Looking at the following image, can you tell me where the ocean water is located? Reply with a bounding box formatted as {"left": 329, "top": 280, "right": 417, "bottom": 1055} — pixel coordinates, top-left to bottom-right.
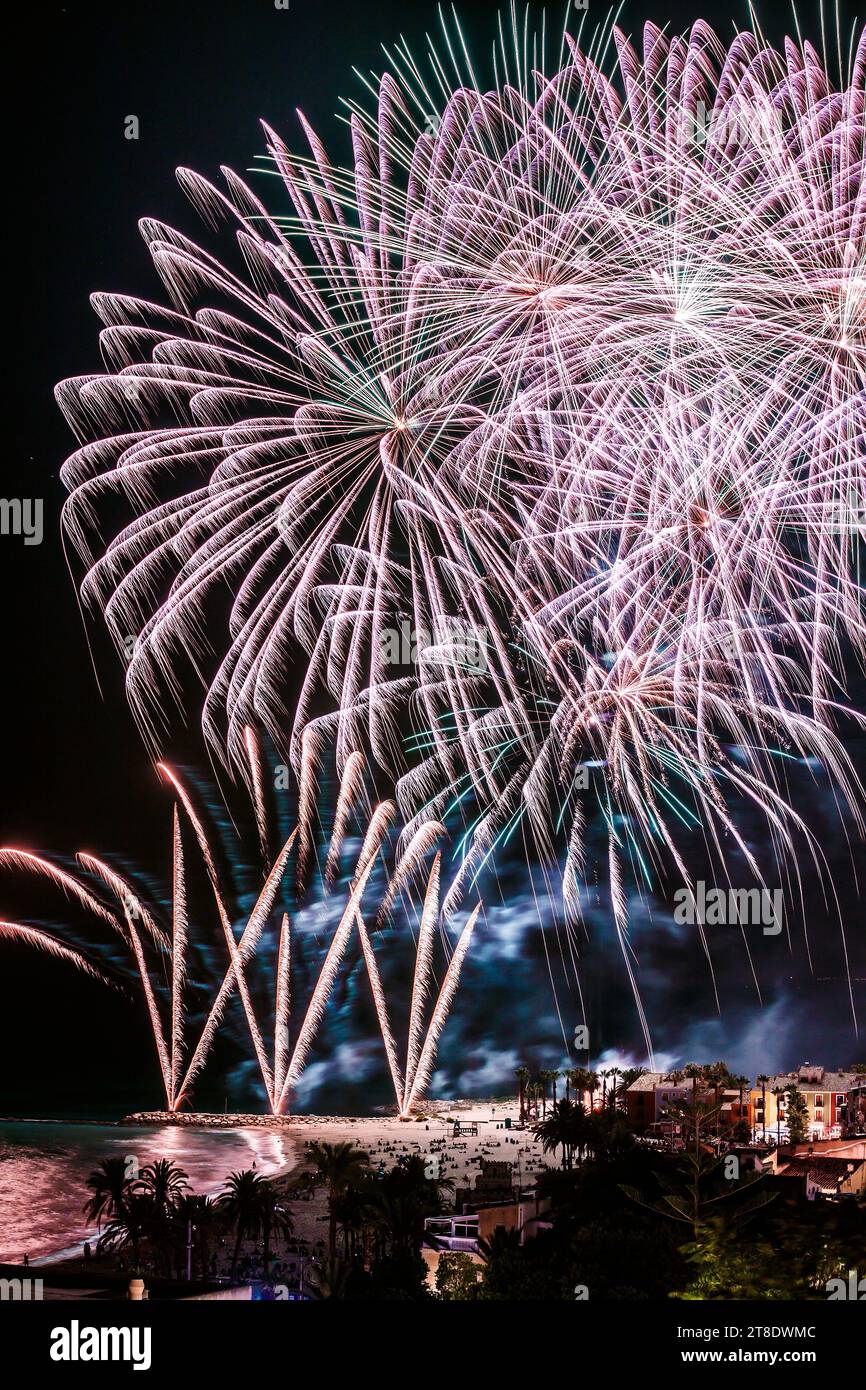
{"left": 0, "top": 1121, "right": 297, "bottom": 1263}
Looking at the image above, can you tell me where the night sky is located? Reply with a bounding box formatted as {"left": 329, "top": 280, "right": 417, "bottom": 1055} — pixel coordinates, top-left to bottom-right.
{"left": 3, "top": 0, "right": 863, "bottom": 1118}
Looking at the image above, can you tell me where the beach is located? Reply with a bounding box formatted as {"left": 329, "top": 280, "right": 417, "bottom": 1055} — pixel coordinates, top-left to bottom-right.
{"left": 0, "top": 1100, "right": 557, "bottom": 1274}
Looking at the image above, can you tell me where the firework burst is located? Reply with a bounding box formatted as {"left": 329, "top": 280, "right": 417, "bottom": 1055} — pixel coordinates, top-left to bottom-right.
{"left": 56, "top": 8, "right": 865, "bottom": 1051}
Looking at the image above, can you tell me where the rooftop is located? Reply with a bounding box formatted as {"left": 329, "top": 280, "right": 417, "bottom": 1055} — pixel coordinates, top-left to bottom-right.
{"left": 779, "top": 1156, "right": 864, "bottom": 1190}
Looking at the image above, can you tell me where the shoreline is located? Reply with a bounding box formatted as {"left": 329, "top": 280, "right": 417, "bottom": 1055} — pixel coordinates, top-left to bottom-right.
{"left": 1, "top": 1097, "right": 515, "bottom": 1129}
{"left": 3, "top": 1100, "right": 551, "bottom": 1269}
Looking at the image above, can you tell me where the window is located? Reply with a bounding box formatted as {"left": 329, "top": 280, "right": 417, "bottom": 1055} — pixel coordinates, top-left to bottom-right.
{"left": 815, "top": 1095, "right": 824, "bottom": 1107}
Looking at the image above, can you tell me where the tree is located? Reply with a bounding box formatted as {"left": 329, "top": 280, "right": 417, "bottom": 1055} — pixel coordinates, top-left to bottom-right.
{"left": 683, "top": 1062, "right": 705, "bottom": 1100}
{"left": 97, "top": 1191, "right": 151, "bottom": 1270}
{"left": 307, "top": 1255, "right": 351, "bottom": 1300}
{"left": 174, "top": 1193, "right": 222, "bottom": 1280}
{"left": 731, "top": 1074, "right": 751, "bottom": 1133}
{"left": 534, "top": 1099, "right": 589, "bottom": 1170}
{"left": 435, "top": 1251, "right": 479, "bottom": 1299}
{"left": 784, "top": 1086, "right": 809, "bottom": 1145}
{"left": 84, "top": 1157, "right": 131, "bottom": 1228}
{"left": 515, "top": 1067, "right": 530, "bottom": 1124}
{"left": 675, "top": 1220, "right": 798, "bottom": 1299}
{"left": 607, "top": 1066, "right": 621, "bottom": 1111}
{"left": 219, "top": 1169, "right": 264, "bottom": 1278}
{"left": 538, "top": 1070, "right": 554, "bottom": 1117}
{"left": 756, "top": 1074, "right": 771, "bottom": 1139}
{"left": 772, "top": 1086, "right": 787, "bottom": 1146}
{"left": 257, "top": 1181, "right": 293, "bottom": 1278}
{"left": 705, "top": 1062, "right": 733, "bottom": 1134}
{"left": 305, "top": 1142, "right": 370, "bottom": 1259}
{"left": 623, "top": 1095, "right": 775, "bottom": 1238}
{"left": 137, "top": 1159, "right": 189, "bottom": 1211}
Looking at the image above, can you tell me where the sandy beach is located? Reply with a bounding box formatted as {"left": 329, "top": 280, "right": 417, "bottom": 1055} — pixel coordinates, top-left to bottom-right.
{"left": 262, "top": 1099, "right": 556, "bottom": 1252}
{"left": 2, "top": 1100, "right": 557, "bottom": 1280}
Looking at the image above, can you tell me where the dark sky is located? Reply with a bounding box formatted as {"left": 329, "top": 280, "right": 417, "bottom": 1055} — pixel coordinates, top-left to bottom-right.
{"left": 3, "top": 0, "right": 863, "bottom": 1117}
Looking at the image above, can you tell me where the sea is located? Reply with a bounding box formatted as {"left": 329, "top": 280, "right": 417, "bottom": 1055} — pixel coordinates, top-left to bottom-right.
{"left": 0, "top": 1120, "right": 297, "bottom": 1263}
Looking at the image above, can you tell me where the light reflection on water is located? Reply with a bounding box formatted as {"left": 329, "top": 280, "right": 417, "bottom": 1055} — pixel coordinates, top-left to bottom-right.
{"left": 0, "top": 1122, "right": 298, "bottom": 1263}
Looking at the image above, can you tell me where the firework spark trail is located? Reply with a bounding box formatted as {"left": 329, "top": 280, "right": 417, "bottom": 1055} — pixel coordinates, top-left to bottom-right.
{"left": 404, "top": 903, "right": 480, "bottom": 1112}
{"left": 243, "top": 725, "right": 270, "bottom": 868}
{"left": 296, "top": 727, "right": 320, "bottom": 894}
{"left": 377, "top": 819, "right": 445, "bottom": 924}
{"left": 175, "top": 823, "right": 298, "bottom": 1104}
{"left": 276, "top": 800, "right": 395, "bottom": 1112}
{"left": 157, "top": 761, "right": 276, "bottom": 1106}
{"left": 325, "top": 748, "right": 366, "bottom": 885}
{"left": 273, "top": 911, "right": 291, "bottom": 1100}
{"left": 0, "top": 921, "right": 115, "bottom": 987}
{"left": 170, "top": 806, "right": 188, "bottom": 1108}
{"left": 75, "top": 853, "right": 169, "bottom": 954}
{"left": 354, "top": 907, "right": 404, "bottom": 1108}
{"left": 55, "top": 10, "right": 866, "bottom": 1045}
{"left": 0, "top": 845, "right": 190, "bottom": 1105}
{"left": 119, "top": 897, "right": 173, "bottom": 1104}
{"left": 0, "top": 849, "right": 129, "bottom": 941}
{"left": 401, "top": 854, "right": 441, "bottom": 1112}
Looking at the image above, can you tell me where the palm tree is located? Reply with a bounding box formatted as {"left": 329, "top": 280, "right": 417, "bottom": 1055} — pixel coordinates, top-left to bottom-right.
{"left": 732, "top": 1074, "right": 750, "bottom": 1128}
{"left": 477, "top": 1226, "right": 521, "bottom": 1263}
{"left": 621, "top": 1066, "right": 647, "bottom": 1090}
{"left": 515, "top": 1067, "right": 530, "bottom": 1124}
{"left": 772, "top": 1086, "right": 786, "bottom": 1146}
{"left": 550, "top": 1070, "right": 561, "bottom": 1106}
{"left": 683, "top": 1062, "right": 705, "bottom": 1101}
{"left": 608, "top": 1066, "right": 621, "bottom": 1110}
{"left": 97, "top": 1191, "right": 151, "bottom": 1269}
{"left": 534, "top": 1098, "right": 589, "bottom": 1170}
{"left": 219, "top": 1169, "right": 264, "bottom": 1278}
{"left": 257, "top": 1181, "right": 293, "bottom": 1278}
{"left": 756, "top": 1074, "right": 770, "bottom": 1139}
{"left": 585, "top": 1069, "right": 600, "bottom": 1112}
{"left": 307, "top": 1255, "right": 351, "bottom": 1299}
{"left": 539, "top": 1070, "right": 555, "bottom": 1116}
{"left": 705, "top": 1061, "right": 732, "bottom": 1133}
{"left": 84, "top": 1156, "right": 131, "bottom": 1228}
{"left": 305, "top": 1142, "right": 370, "bottom": 1260}
{"left": 136, "top": 1159, "right": 189, "bottom": 1211}
{"left": 174, "top": 1193, "right": 222, "bottom": 1280}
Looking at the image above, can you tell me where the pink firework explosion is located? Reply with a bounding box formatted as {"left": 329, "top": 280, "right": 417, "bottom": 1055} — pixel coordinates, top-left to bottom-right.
{"left": 56, "top": 10, "right": 865, "bottom": 1048}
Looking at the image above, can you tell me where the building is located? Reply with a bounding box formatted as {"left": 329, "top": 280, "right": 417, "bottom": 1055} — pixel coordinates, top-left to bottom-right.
{"left": 751, "top": 1065, "right": 860, "bottom": 1141}
{"left": 423, "top": 1191, "right": 551, "bottom": 1254}
{"left": 453, "top": 1159, "right": 515, "bottom": 1214}
{"left": 625, "top": 1072, "right": 750, "bottom": 1136}
{"left": 625, "top": 1073, "right": 690, "bottom": 1133}
{"left": 848, "top": 1079, "right": 866, "bottom": 1132}
{"left": 421, "top": 1189, "right": 552, "bottom": 1291}
{"left": 772, "top": 1155, "right": 865, "bottom": 1200}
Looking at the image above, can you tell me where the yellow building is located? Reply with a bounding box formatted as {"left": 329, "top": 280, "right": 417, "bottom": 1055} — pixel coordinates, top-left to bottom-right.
{"left": 751, "top": 1065, "right": 858, "bottom": 1140}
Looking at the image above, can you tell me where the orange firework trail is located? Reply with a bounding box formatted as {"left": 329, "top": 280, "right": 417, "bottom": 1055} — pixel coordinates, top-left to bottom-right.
{"left": 1, "top": 735, "right": 480, "bottom": 1115}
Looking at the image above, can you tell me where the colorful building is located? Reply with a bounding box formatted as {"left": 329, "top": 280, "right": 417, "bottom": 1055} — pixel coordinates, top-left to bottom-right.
{"left": 751, "top": 1065, "right": 860, "bottom": 1141}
